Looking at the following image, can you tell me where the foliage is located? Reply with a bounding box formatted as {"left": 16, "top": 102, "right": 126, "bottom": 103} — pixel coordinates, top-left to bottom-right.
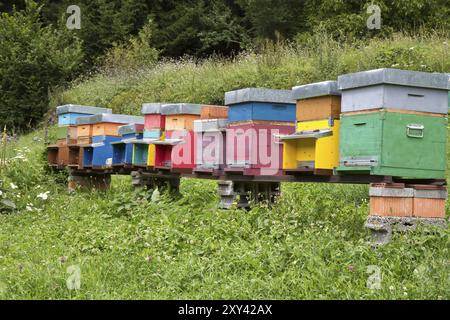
{"left": 56, "top": 33, "right": 449, "bottom": 114}
{"left": 0, "top": 1, "right": 83, "bottom": 132}
{"left": 99, "top": 18, "right": 160, "bottom": 74}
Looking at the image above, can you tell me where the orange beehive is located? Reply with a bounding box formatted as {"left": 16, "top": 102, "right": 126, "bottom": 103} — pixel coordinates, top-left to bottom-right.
{"left": 201, "top": 105, "right": 228, "bottom": 119}
{"left": 92, "top": 122, "right": 123, "bottom": 136}
{"left": 296, "top": 96, "right": 341, "bottom": 122}
{"left": 165, "top": 115, "right": 200, "bottom": 131}
{"left": 77, "top": 124, "right": 93, "bottom": 138}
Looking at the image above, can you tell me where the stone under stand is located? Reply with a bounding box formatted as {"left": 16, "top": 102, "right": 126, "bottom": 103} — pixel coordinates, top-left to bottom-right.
{"left": 366, "top": 183, "right": 448, "bottom": 245}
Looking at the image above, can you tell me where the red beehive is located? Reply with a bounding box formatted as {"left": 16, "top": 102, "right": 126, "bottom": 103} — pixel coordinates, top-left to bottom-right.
{"left": 142, "top": 103, "right": 166, "bottom": 130}
{"left": 225, "top": 121, "right": 295, "bottom": 176}
{"left": 154, "top": 130, "right": 197, "bottom": 172}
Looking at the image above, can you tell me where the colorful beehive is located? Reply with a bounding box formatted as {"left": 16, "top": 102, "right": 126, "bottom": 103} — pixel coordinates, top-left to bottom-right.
{"left": 336, "top": 69, "right": 449, "bottom": 179}
{"left": 111, "top": 124, "right": 144, "bottom": 166}
{"left": 194, "top": 119, "right": 228, "bottom": 171}
{"left": 338, "top": 68, "right": 449, "bottom": 114}
{"left": 293, "top": 80, "right": 341, "bottom": 121}
{"left": 128, "top": 103, "right": 167, "bottom": 168}
{"left": 201, "top": 105, "right": 228, "bottom": 119}
{"left": 336, "top": 110, "right": 447, "bottom": 179}
{"left": 163, "top": 103, "right": 202, "bottom": 131}
{"left": 225, "top": 122, "right": 295, "bottom": 176}
{"left": 142, "top": 103, "right": 166, "bottom": 131}
{"left": 150, "top": 104, "right": 202, "bottom": 171}
{"left": 282, "top": 81, "right": 342, "bottom": 174}
{"left": 281, "top": 119, "right": 340, "bottom": 174}
{"left": 49, "top": 105, "right": 111, "bottom": 167}
{"left": 56, "top": 105, "right": 111, "bottom": 127}
{"left": 225, "top": 88, "right": 296, "bottom": 123}
{"left": 77, "top": 114, "right": 144, "bottom": 168}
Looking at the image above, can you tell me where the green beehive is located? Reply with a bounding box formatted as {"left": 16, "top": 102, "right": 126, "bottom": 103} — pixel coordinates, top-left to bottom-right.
{"left": 336, "top": 110, "right": 447, "bottom": 179}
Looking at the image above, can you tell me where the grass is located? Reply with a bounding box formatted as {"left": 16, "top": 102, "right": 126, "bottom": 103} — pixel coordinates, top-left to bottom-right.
{"left": 0, "top": 127, "right": 448, "bottom": 300}
{"left": 0, "top": 33, "right": 449, "bottom": 299}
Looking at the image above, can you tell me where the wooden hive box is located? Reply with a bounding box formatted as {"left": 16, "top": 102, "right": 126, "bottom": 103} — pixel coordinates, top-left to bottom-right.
{"left": 111, "top": 124, "right": 144, "bottom": 166}
{"left": 225, "top": 88, "right": 296, "bottom": 123}
{"left": 142, "top": 103, "right": 166, "bottom": 130}
{"left": 153, "top": 130, "right": 196, "bottom": 171}
{"left": 225, "top": 121, "right": 295, "bottom": 176}
{"left": 336, "top": 109, "right": 447, "bottom": 179}
{"left": 162, "top": 103, "right": 202, "bottom": 132}
{"left": 293, "top": 80, "right": 342, "bottom": 121}
{"left": 193, "top": 119, "right": 228, "bottom": 171}
{"left": 338, "top": 68, "right": 449, "bottom": 114}
{"left": 57, "top": 105, "right": 111, "bottom": 126}
{"left": 281, "top": 118, "right": 340, "bottom": 174}
{"left": 76, "top": 113, "right": 144, "bottom": 137}
{"left": 200, "top": 105, "right": 228, "bottom": 119}
{"left": 132, "top": 129, "right": 164, "bottom": 167}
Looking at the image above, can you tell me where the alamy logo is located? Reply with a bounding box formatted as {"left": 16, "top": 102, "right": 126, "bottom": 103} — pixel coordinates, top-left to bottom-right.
{"left": 66, "top": 265, "right": 81, "bottom": 290}
{"left": 366, "top": 265, "right": 381, "bottom": 290}
{"left": 66, "top": 5, "right": 81, "bottom": 30}
{"left": 367, "top": 4, "right": 381, "bottom": 30}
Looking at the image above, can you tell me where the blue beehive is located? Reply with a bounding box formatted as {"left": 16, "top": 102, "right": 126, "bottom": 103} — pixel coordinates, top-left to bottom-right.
{"left": 81, "top": 136, "right": 122, "bottom": 168}
{"left": 56, "top": 105, "right": 112, "bottom": 126}
{"left": 112, "top": 124, "right": 144, "bottom": 166}
{"left": 225, "top": 88, "right": 296, "bottom": 123}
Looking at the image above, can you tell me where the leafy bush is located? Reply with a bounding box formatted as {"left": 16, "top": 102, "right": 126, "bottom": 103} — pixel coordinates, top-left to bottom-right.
{"left": 0, "top": 1, "right": 83, "bottom": 133}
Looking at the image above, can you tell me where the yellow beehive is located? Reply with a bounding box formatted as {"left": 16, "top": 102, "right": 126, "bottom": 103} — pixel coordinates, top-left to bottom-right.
{"left": 283, "top": 119, "right": 340, "bottom": 171}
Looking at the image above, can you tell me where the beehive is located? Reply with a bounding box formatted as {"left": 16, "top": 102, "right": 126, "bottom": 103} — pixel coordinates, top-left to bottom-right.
{"left": 81, "top": 136, "right": 122, "bottom": 168}
{"left": 142, "top": 103, "right": 166, "bottom": 130}
{"left": 292, "top": 81, "right": 341, "bottom": 121}
{"left": 338, "top": 68, "right": 449, "bottom": 114}
{"left": 281, "top": 119, "right": 340, "bottom": 173}
{"left": 200, "top": 105, "right": 228, "bottom": 119}
{"left": 111, "top": 124, "right": 144, "bottom": 166}
{"left": 56, "top": 105, "right": 111, "bottom": 126}
{"left": 225, "top": 88, "right": 296, "bottom": 123}
{"left": 132, "top": 129, "right": 165, "bottom": 167}
{"left": 154, "top": 130, "right": 195, "bottom": 170}
{"left": 76, "top": 114, "right": 144, "bottom": 137}
{"left": 336, "top": 109, "right": 447, "bottom": 179}
{"left": 194, "top": 119, "right": 228, "bottom": 170}
{"left": 225, "top": 122, "right": 295, "bottom": 176}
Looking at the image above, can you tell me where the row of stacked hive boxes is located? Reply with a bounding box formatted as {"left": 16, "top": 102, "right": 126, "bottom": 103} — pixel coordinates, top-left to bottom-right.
{"left": 48, "top": 105, "right": 144, "bottom": 170}
{"left": 76, "top": 114, "right": 144, "bottom": 169}
{"left": 48, "top": 105, "right": 113, "bottom": 168}
{"left": 281, "top": 68, "right": 449, "bottom": 179}
{"left": 128, "top": 103, "right": 229, "bottom": 172}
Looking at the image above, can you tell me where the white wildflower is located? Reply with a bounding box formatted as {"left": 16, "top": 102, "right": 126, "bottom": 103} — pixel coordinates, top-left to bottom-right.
{"left": 10, "top": 183, "right": 18, "bottom": 190}
{"left": 37, "top": 192, "right": 50, "bottom": 201}
{"left": 0, "top": 190, "right": 2, "bottom": 196}
{"left": 26, "top": 206, "right": 33, "bottom": 212}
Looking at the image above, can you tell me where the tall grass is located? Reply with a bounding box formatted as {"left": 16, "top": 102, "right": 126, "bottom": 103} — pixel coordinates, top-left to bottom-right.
{"left": 54, "top": 33, "right": 449, "bottom": 114}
